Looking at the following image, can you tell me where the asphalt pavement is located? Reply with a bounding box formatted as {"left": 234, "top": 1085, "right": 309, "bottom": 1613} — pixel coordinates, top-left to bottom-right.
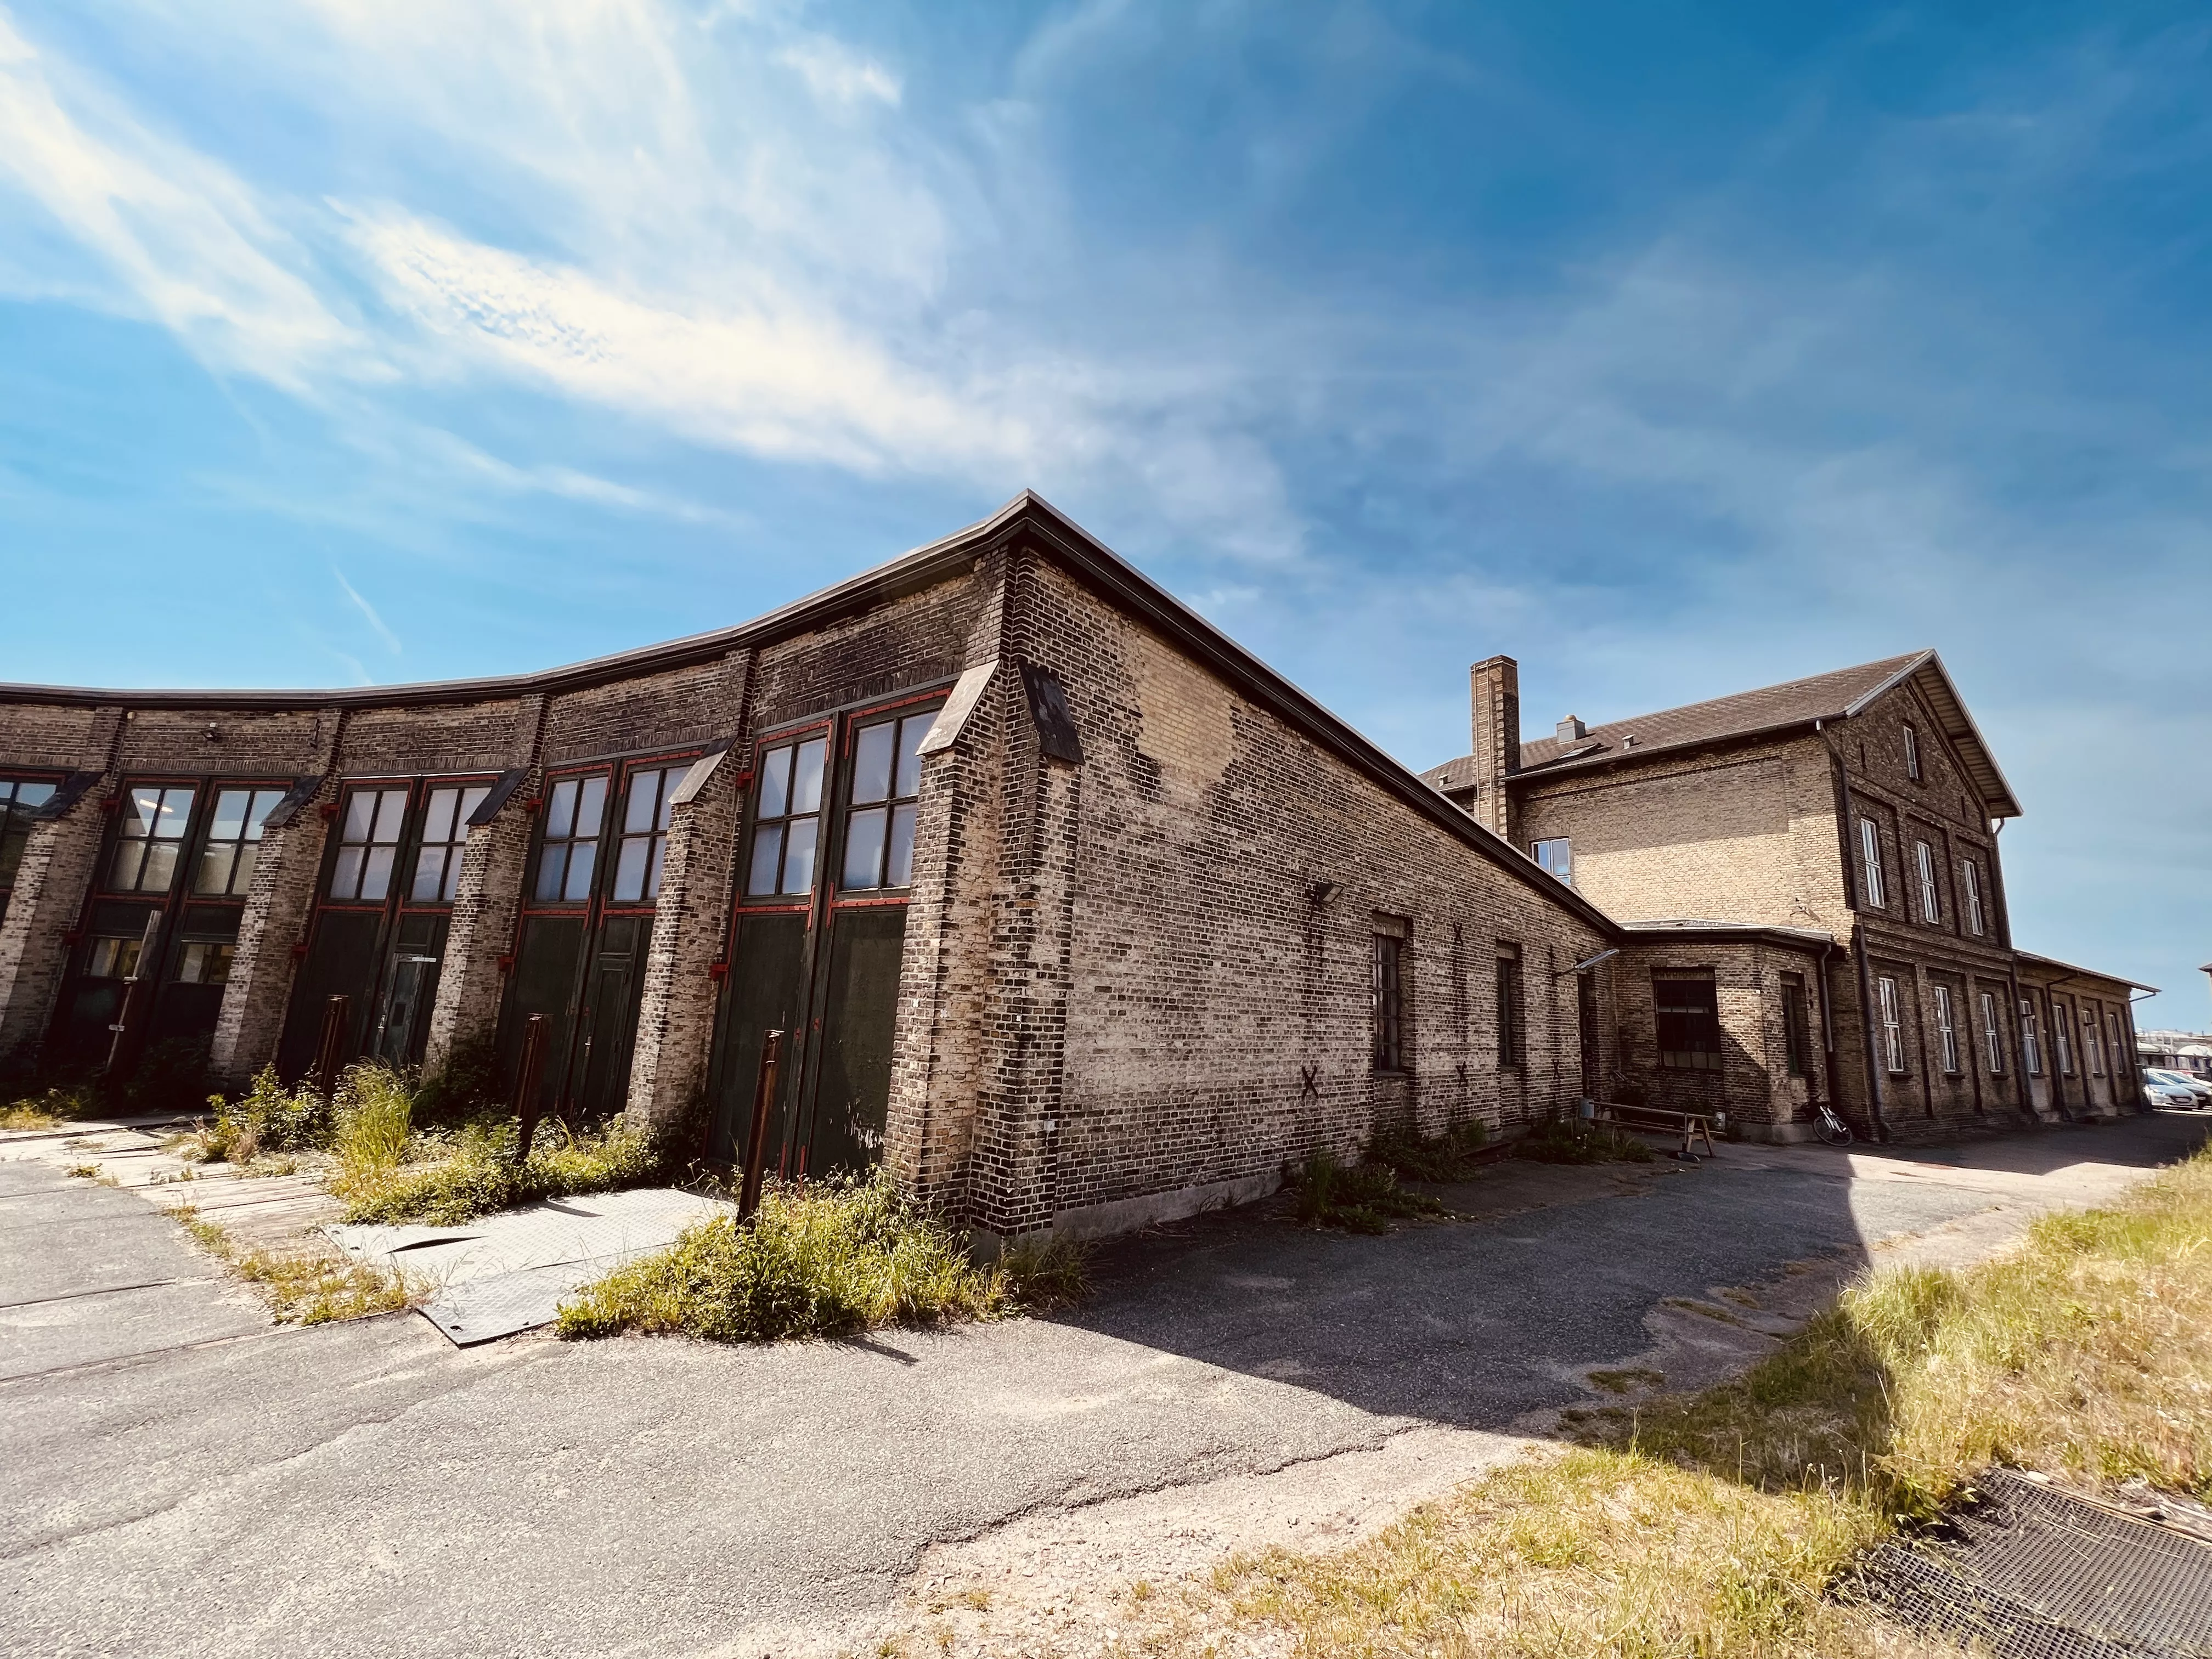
{"left": 3, "top": 1110, "right": 2203, "bottom": 1658}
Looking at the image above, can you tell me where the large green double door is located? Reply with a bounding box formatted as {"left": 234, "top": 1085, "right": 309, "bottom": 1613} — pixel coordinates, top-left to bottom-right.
{"left": 707, "top": 693, "right": 939, "bottom": 1181}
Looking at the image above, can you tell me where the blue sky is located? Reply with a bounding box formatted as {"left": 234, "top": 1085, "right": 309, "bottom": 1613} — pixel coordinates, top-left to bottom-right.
{"left": 2, "top": 1, "right": 2208, "bottom": 1022}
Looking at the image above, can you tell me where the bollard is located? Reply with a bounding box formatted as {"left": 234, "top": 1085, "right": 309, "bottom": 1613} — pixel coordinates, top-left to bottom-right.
{"left": 311, "top": 995, "right": 351, "bottom": 1104}
{"left": 512, "top": 1014, "right": 549, "bottom": 1163}
{"left": 738, "top": 1029, "right": 784, "bottom": 1222}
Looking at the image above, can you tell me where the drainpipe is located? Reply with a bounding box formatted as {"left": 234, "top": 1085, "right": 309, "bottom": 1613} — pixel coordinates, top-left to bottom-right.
{"left": 1816, "top": 943, "right": 1846, "bottom": 1130}
{"left": 1824, "top": 725, "right": 1888, "bottom": 1144}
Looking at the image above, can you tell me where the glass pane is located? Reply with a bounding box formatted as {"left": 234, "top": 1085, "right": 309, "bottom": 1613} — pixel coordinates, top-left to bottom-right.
{"left": 110, "top": 839, "right": 145, "bottom": 891}
{"left": 371, "top": 788, "right": 407, "bottom": 843}
{"left": 888, "top": 802, "right": 917, "bottom": 887}
{"left": 245, "top": 790, "right": 285, "bottom": 840}
{"left": 758, "top": 746, "right": 792, "bottom": 820}
{"left": 0, "top": 824, "right": 27, "bottom": 887}
{"left": 546, "top": 778, "right": 578, "bottom": 841}
{"left": 16, "top": 781, "right": 52, "bottom": 811}
{"left": 656, "top": 766, "right": 681, "bottom": 832}
{"left": 459, "top": 785, "right": 490, "bottom": 829}
{"left": 195, "top": 842, "right": 235, "bottom": 896}
{"left": 573, "top": 775, "right": 607, "bottom": 839}
{"left": 747, "top": 824, "right": 785, "bottom": 896}
{"left": 139, "top": 842, "right": 180, "bottom": 892}
{"left": 843, "top": 806, "right": 888, "bottom": 889}
{"left": 343, "top": 789, "right": 378, "bottom": 844}
{"left": 646, "top": 837, "right": 666, "bottom": 899}
{"left": 421, "top": 788, "right": 459, "bottom": 847}
{"left": 613, "top": 836, "right": 650, "bottom": 902}
{"left": 332, "top": 844, "right": 365, "bottom": 900}
{"left": 124, "top": 787, "right": 163, "bottom": 839}
{"left": 441, "top": 844, "right": 467, "bottom": 902}
{"left": 535, "top": 845, "right": 567, "bottom": 902}
{"left": 210, "top": 789, "right": 249, "bottom": 845}
{"left": 176, "top": 943, "right": 207, "bottom": 985}
{"left": 0, "top": 782, "right": 12, "bottom": 805}
{"left": 563, "top": 841, "right": 597, "bottom": 902}
{"left": 157, "top": 788, "right": 195, "bottom": 837}
{"left": 853, "top": 722, "right": 895, "bottom": 805}
{"left": 360, "top": 844, "right": 396, "bottom": 902}
{"left": 791, "top": 739, "right": 826, "bottom": 815}
{"left": 411, "top": 845, "right": 448, "bottom": 903}
{"left": 897, "top": 715, "right": 929, "bottom": 798}
{"left": 624, "top": 770, "right": 661, "bottom": 835}
{"left": 781, "top": 815, "right": 817, "bottom": 895}
{"left": 232, "top": 844, "right": 258, "bottom": 894}
{"left": 88, "top": 937, "right": 117, "bottom": 978}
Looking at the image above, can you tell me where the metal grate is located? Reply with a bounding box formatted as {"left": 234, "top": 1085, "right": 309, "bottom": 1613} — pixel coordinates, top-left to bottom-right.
{"left": 1860, "top": 1470, "right": 2212, "bottom": 1658}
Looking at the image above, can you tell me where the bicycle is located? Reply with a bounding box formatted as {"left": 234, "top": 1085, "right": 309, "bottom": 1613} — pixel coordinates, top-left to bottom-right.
{"left": 1812, "top": 1099, "right": 1853, "bottom": 1146}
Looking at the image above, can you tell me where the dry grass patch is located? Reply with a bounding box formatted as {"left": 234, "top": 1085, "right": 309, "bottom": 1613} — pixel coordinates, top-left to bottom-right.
{"left": 2, "top": 1084, "right": 99, "bottom": 1131}
{"left": 557, "top": 1170, "right": 1087, "bottom": 1344}
{"left": 1116, "top": 1143, "right": 2212, "bottom": 1659}
{"left": 174, "top": 1204, "right": 419, "bottom": 1325}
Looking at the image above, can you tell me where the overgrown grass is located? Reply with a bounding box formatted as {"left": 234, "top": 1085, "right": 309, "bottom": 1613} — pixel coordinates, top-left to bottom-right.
{"left": 1286, "top": 1148, "right": 1447, "bottom": 1233}
{"left": 1514, "top": 1116, "right": 1657, "bottom": 1165}
{"left": 1, "top": 1084, "right": 99, "bottom": 1131}
{"left": 173, "top": 1204, "right": 419, "bottom": 1325}
{"left": 331, "top": 1115, "right": 662, "bottom": 1225}
{"left": 1368, "top": 1119, "right": 1496, "bottom": 1183}
{"left": 1126, "top": 1142, "right": 2212, "bottom": 1658}
{"left": 556, "top": 1170, "right": 1088, "bottom": 1344}
{"left": 173, "top": 1066, "right": 330, "bottom": 1164}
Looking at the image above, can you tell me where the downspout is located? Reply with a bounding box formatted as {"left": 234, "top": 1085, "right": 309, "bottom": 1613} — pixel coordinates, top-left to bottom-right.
{"left": 1822, "top": 723, "right": 1888, "bottom": 1143}
{"left": 1816, "top": 941, "right": 1846, "bottom": 1128}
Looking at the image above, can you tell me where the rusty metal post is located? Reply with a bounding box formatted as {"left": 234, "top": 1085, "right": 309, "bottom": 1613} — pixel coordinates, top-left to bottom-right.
{"left": 311, "top": 995, "right": 351, "bottom": 1105}
{"left": 737, "top": 1029, "right": 783, "bottom": 1221}
{"left": 101, "top": 911, "right": 166, "bottom": 1079}
{"left": 512, "top": 1013, "right": 549, "bottom": 1163}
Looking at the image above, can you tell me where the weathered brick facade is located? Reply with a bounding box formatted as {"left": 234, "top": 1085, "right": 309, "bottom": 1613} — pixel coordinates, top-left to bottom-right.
{"left": 1423, "top": 650, "right": 2151, "bottom": 1142}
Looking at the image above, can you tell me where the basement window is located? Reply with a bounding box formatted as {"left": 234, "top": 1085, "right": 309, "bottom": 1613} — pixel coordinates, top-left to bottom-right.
{"left": 194, "top": 788, "right": 286, "bottom": 897}
{"left": 1529, "top": 838, "right": 1572, "bottom": 885}
{"left": 747, "top": 736, "right": 827, "bottom": 898}
{"left": 1656, "top": 972, "right": 1723, "bottom": 1072}
{"left": 108, "top": 785, "right": 196, "bottom": 894}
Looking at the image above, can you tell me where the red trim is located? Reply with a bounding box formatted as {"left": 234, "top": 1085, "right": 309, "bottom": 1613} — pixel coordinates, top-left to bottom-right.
{"left": 831, "top": 894, "right": 912, "bottom": 910}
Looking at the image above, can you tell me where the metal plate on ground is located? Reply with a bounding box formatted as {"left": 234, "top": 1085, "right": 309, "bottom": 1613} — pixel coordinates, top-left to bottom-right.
{"left": 325, "top": 1188, "right": 732, "bottom": 1347}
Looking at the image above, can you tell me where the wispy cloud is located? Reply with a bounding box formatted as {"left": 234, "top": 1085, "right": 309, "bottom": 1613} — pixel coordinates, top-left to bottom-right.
{"left": 331, "top": 566, "right": 400, "bottom": 654}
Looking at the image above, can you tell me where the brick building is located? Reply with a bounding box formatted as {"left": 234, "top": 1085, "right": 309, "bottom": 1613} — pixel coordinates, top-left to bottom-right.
{"left": 0, "top": 495, "right": 1635, "bottom": 1245}
{"left": 1421, "top": 652, "right": 2151, "bottom": 1140}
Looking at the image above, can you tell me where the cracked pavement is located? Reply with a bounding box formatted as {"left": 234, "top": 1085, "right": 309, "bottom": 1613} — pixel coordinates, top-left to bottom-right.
{"left": 3, "top": 1112, "right": 2204, "bottom": 1658}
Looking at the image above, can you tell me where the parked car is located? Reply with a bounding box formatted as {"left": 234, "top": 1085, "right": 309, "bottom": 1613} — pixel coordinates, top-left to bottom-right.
{"left": 2142, "top": 1073, "right": 2203, "bottom": 1110}
{"left": 2145, "top": 1068, "right": 2212, "bottom": 1109}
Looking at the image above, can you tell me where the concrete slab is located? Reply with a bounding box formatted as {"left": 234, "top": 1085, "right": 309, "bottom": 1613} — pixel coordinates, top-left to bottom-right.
{"left": 325, "top": 1187, "right": 735, "bottom": 1346}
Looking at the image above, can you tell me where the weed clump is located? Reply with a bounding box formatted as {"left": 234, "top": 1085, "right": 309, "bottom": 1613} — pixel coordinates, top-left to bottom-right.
{"left": 1514, "top": 1116, "right": 1656, "bottom": 1165}
{"left": 1368, "top": 1119, "right": 1496, "bottom": 1183}
{"left": 556, "top": 1169, "right": 1088, "bottom": 1343}
{"left": 1, "top": 1084, "right": 98, "bottom": 1131}
{"left": 176, "top": 1066, "right": 329, "bottom": 1165}
{"left": 173, "top": 1203, "right": 417, "bottom": 1325}
{"left": 1286, "top": 1148, "right": 1445, "bottom": 1233}
{"left": 332, "top": 1115, "right": 660, "bottom": 1226}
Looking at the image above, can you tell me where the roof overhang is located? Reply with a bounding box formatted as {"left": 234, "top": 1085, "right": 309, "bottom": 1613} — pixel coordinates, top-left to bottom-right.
{"left": 1617, "top": 919, "right": 1839, "bottom": 953}
{"left": 2013, "top": 950, "right": 2158, "bottom": 995}
{"left": 1843, "top": 650, "right": 2024, "bottom": 819}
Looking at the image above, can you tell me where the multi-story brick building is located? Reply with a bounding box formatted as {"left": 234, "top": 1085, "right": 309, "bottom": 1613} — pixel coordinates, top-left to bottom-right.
{"left": 1421, "top": 652, "right": 2151, "bottom": 1140}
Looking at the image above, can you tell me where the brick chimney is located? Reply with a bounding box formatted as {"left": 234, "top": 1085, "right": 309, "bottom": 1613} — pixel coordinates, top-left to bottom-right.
{"left": 1468, "top": 655, "right": 1520, "bottom": 842}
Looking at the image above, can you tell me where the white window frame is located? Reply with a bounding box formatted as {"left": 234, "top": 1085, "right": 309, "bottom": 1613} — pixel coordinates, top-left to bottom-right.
{"left": 1528, "top": 838, "right": 1572, "bottom": 886}
{"left": 1961, "top": 859, "right": 1985, "bottom": 935}
{"left": 1859, "top": 818, "right": 1886, "bottom": 909}
{"left": 1980, "top": 991, "right": 2004, "bottom": 1074}
{"left": 2019, "top": 1000, "right": 2041, "bottom": 1077}
{"left": 1876, "top": 975, "right": 1906, "bottom": 1074}
{"left": 1914, "top": 839, "right": 1941, "bottom": 924}
{"left": 1934, "top": 983, "right": 1960, "bottom": 1074}
{"left": 2085, "top": 1009, "right": 2104, "bottom": 1076}
{"left": 1903, "top": 724, "right": 1921, "bottom": 781}
{"left": 2055, "top": 1014, "right": 2073, "bottom": 1076}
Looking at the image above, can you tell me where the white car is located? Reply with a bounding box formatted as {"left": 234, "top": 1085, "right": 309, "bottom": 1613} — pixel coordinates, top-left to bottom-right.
{"left": 2142, "top": 1073, "right": 2203, "bottom": 1110}
{"left": 2145, "top": 1068, "right": 2212, "bottom": 1109}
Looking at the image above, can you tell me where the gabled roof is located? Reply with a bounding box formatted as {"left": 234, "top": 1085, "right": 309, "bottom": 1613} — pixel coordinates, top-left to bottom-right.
{"left": 1420, "top": 650, "right": 2024, "bottom": 819}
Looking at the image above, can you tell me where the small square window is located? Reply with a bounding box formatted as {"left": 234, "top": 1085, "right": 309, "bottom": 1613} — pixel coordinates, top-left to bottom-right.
{"left": 1529, "top": 838, "right": 1572, "bottom": 885}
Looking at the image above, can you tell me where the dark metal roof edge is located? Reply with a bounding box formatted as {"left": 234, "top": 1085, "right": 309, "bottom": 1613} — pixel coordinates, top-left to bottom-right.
{"left": 1006, "top": 497, "right": 1626, "bottom": 936}
{"left": 1618, "top": 921, "right": 1840, "bottom": 951}
{"left": 2012, "top": 950, "right": 2158, "bottom": 994}
{"left": 1505, "top": 714, "right": 1832, "bottom": 784}
{"left": 0, "top": 496, "right": 1030, "bottom": 714}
